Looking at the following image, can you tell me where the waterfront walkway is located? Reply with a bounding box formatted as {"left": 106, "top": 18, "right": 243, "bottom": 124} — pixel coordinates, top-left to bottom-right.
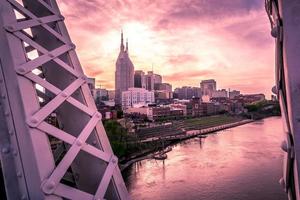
{"left": 121, "top": 119, "right": 253, "bottom": 171}
{"left": 136, "top": 115, "right": 243, "bottom": 140}
{"left": 139, "top": 119, "right": 253, "bottom": 143}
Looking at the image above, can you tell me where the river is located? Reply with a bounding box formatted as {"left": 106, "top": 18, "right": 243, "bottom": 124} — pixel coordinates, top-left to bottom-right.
{"left": 122, "top": 117, "right": 288, "bottom": 200}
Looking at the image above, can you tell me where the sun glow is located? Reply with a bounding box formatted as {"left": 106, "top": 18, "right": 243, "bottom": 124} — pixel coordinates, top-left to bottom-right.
{"left": 102, "top": 22, "right": 167, "bottom": 70}
{"left": 59, "top": 0, "right": 274, "bottom": 96}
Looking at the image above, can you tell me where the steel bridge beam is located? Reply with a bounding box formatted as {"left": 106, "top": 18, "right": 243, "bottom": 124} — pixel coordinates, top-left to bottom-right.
{"left": 267, "top": 0, "right": 300, "bottom": 199}
{"left": 0, "top": 0, "right": 129, "bottom": 199}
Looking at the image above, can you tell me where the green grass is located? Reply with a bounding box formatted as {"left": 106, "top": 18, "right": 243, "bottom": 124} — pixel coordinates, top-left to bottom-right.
{"left": 177, "top": 115, "right": 242, "bottom": 130}
{"left": 104, "top": 115, "right": 244, "bottom": 158}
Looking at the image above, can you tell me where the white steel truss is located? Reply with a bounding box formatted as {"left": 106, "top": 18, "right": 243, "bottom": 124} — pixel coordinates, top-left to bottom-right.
{"left": 266, "top": 0, "right": 300, "bottom": 199}
{"left": 0, "top": 0, "right": 129, "bottom": 199}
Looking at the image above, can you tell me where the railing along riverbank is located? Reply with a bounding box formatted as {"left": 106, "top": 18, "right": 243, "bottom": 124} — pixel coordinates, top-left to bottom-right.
{"left": 120, "top": 119, "right": 253, "bottom": 171}
{"left": 139, "top": 119, "right": 253, "bottom": 143}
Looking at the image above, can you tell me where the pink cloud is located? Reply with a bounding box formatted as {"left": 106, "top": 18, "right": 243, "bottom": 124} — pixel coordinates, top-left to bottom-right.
{"left": 58, "top": 0, "right": 275, "bottom": 97}
{"left": 167, "top": 54, "right": 199, "bottom": 65}
{"left": 164, "top": 70, "right": 213, "bottom": 82}
{"left": 86, "top": 69, "right": 104, "bottom": 77}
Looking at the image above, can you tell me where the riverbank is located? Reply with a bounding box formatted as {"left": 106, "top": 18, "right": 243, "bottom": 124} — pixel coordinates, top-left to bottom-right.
{"left": 120, "top": 118, "right": 253, "bottom": 171}
{"left": 105, "top": 115, "right": 244, "bottom": 160}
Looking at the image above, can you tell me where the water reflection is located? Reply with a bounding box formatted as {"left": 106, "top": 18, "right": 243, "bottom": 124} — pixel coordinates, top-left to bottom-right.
{"left": 199, "top": 138, "right": 203, "bottom": 149}
{"left": 123, "top": 117, "right": 287, "bottom": 200}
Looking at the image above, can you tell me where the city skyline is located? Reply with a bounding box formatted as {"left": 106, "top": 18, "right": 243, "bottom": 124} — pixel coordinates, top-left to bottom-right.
{"left": 58, "top": 0, "right": 274, "bottom": 97}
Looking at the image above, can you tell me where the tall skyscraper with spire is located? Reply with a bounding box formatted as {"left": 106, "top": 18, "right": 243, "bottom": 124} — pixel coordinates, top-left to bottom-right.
{"left": 115, "top": 31, "right": 134, "bottom": 105}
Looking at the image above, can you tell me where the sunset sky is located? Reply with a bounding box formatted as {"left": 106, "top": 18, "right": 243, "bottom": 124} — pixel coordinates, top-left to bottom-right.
{"left": 57, "top": 0, "right": 275, "bottom": 98}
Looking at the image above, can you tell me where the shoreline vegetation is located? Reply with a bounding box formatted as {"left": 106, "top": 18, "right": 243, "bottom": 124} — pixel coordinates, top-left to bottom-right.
{"left": 119, "top": 118, "right": 253, "bottom": 171}
{"left": 103, "top": 100, "right": 281, "bottom": 172}
{"left": 105, "top": 119, "right": 278, "bottom": 172}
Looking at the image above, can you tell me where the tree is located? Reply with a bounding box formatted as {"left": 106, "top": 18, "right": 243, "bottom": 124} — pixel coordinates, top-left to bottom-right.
{"left": 117, "top": 110, "right": 123, "bottom": 118}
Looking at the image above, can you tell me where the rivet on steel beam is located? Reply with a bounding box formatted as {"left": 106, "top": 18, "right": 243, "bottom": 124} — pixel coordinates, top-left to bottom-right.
{"left": 17, "top": 67, "right": 26, "bottom": 74}
{"left": 96, "top": 112, "right": 102, "bottom": 118}
{"left": 9, "top": 130, "right": 14, "bottom": 135}
{"left": 46, "top": 181, "right": 55, "bottom": 189}
{"left": 27, "top": 117, "right": 39, "bottom": 127}
{"left": 281, "top": 140, "right": 288, "bottom": 152}
{"left": 61, "top": 92, "right": 68, "bottom": 98}
{"left": 92, "top": 140, "right": 97, "bottom": 145}
{"left": 81, "top": 75, "right": 87, "bottom": 81}
{"left": 1, "top": 94, "right": 6, "bottom": 99}
{"left": 5, "top": 111, "right": 10, "bottom": 117}
{"left": 279, "top": 177, "right": 286, "bottom": 190}
{"left": 271, "top": 86, "right": 278, "bottom": 95}
{"left": 48, "top": 53, "right": 55, "bottom": 58}
{"left": 4, "top": 25, "right": 14, "bottom": 32}
{"left": 30, "top": 117, "right": 38, "bottom": 124}
{"left": 59, "top": 15, "right": 65, "bottom": 21}
{"left": 69, "top": 43, "right": 76, "bottom": 49}
{"left": 76, "top": 139, "right": 83, "bottom": 146}
{"left": 271, "top": 26, "right": 278, "bottom": 38}
{"left": 2, "top": 147, "right": 10, "bottom": 154}
{"left": 17, "top": 171, "right": 23, "bottom": 178}
{"left": 43, "top": 180, "right": 56, "bottom": 194}
{"left": 21, "top": 195, "right": 27, "bottom": 200}
{"left": 112, "top": 157, "right": 117, "bottom": 164}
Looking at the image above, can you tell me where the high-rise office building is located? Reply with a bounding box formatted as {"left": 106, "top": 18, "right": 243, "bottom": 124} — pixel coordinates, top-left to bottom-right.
{"left": 229, "top": 89, "right": 241, "bottom": 99}
{"left": 154, "top": 83, "right": 173, "bottom": 101}
{"left": 174, "top": 86, "right": 201, "bottom": 100}
{"left": 134, "top": 70, "right": 146, "bottom": 89}
{"left": 93, "top": 88, "right": 108, "bottom": 101}
{"left": 145, "top": 71, "right": 162, "bottom": 91}
{"left": 212, "top": 89, "right": 228, "bottom": 98}
{"left": 115, "top": 31, "right": 134, "bottom": 105}
{"left": 200, "top": 79, "right": 216, "bottom": 97}
{"left": 154, "top": 83, "right": 172, "bottom": 92}
{"left": 153, "top": 73, "right": 162, "bottom": 84}
{"left": 122, "top": 88, "right": 155, "bottom": 109}
{"left": 108, "top": 90, "right": 115, "bottom": 101}
{"left": 87, "top": 77, "right": 95, "bottom": 91}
